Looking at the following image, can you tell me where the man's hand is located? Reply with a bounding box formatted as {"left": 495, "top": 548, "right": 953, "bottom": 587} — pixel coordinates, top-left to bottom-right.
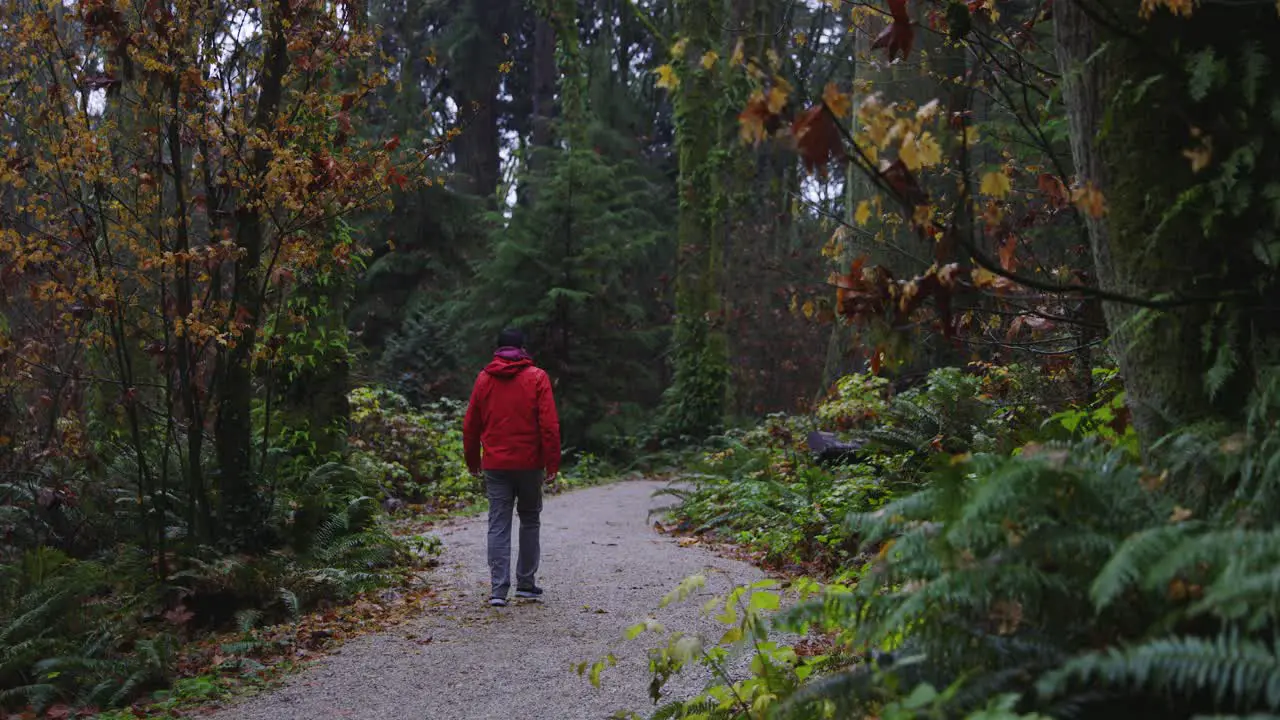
{"left": 545, "top": 472, "right": 557, "bottom": 486}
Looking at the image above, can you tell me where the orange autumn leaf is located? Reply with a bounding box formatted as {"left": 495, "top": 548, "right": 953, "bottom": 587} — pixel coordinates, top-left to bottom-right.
{"left": 823, "top": 82, "right": 852, "bottom": 118}
{"left": 1037, "top": 173, "right": 1068, "bottom": 208}
{"left": 1072, "top": 183, "right": 1108, "bottom": 218}
{"left": 738, "top": 91, "right": 774, "bottom": 145}
{"left": 998, "top": 235, "right": 1019, "bottom": 272}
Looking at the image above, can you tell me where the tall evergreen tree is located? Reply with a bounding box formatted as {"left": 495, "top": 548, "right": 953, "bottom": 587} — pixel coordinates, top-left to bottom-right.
{"left": 455, "top": 0, "right": 674, "bottom": 450}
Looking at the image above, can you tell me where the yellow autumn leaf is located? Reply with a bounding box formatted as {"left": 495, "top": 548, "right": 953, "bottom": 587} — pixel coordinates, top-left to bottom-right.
{"left": 854, "top": 200, "right": 872, "bottom": 226}
{"left": 964, "top": 125, "right": 980, "bottom": 146}
{"left": 730, "top": 38, "right": 745, "bottom": 66}
{"left": 802, "top": 299, "right": 816, "bottom": 320}
{"left": 793, "top": 31, "right": 807, "bottom": 46}
{"left": 916, "top": 131, "right": 942, "bottom": 167}
{"left": 670, "top": 38, "right": 688, "bottom": 58}
{"left": 822, "top": 226, "right": 849, "bottom": 259}
{"left": 900, "top": 131, "right": 923, "bottom": 170}
{"left": 899, "top": 132, "right": 941, "bottom": 171}
{"left": 980, "top": 170, "right": 1012, "bottom": 199}
{"left": 767, "top": 77, "right": 792, "bottom": 114}
{"left": 654, "top": 64, "right": 679, "bottom": 90}
{"left": 426, "top": 49, "right": 437, "bottom": 66}
{"left": 822, "top": 82, "right": 852, "bottom": 118}
{"left": 700, "top": 51, "right": 719, "bottom": 69}
{"left": 972, "top": 267, "right": 999, "bottom": 288}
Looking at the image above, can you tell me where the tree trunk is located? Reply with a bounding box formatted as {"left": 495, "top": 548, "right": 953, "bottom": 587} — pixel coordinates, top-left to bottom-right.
{"left": 530, "top": 15, "right": 556, "bottom": 153}
{"left": 657, "top": 0, "right": 729, "bottom": 438}
{"left": 452, "top": 0, "right": 512, "bottom": 202}
{"left": 1054, "top": 0, "right": 1280, "bottom": 452}
{"left": 215, "top": 0, "right": 290, "bottom": 540}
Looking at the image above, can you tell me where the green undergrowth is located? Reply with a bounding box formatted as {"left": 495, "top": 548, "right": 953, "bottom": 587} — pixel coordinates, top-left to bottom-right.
{"left": 1, "top": 384, "right": 615, "bottom": 718}
{"left": 595, "top": 364, "right": 1280, "bottom": 719}
{"left": 657, "top": 365, "right": 1048, "bottom": 576}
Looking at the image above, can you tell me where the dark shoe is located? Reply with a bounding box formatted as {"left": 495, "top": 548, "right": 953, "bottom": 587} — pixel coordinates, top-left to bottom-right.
{"left": 488, "top": 596, "right": 508, "bottom": 607}
{"left": 515, "top": 585, "right": 543, "bottom": 600}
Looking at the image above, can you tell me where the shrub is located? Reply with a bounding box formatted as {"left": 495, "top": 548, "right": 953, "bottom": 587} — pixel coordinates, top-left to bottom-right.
{"left": 346, "top": 387, "right": 477, "bottom": 508}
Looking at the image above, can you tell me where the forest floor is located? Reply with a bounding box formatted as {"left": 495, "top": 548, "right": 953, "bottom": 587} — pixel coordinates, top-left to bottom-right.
{"left": 203, "top": 479, "right": 784, "bottom": 720}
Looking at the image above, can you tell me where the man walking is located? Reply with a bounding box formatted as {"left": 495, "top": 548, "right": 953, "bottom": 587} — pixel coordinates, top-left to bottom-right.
{"left": 463, "top": 329, "right": 561, "bottom": 607}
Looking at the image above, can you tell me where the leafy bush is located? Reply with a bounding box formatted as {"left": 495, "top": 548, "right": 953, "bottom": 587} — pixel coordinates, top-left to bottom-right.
{"left": 1043, "top": 367, "right": 1139, "bottom": 459}
{"left": 347, "top": 387, "right": 478, "bottom": 508}
{"left": 660, "top": 366, "right": 1028, "bottom": 573}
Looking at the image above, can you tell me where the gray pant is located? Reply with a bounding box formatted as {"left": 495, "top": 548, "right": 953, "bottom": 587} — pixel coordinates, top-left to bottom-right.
{"left": 485, "top": 470, "right": 543, "bottom": 598}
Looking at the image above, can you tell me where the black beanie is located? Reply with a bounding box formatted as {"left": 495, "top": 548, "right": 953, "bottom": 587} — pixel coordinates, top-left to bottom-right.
{"left": 497, "top": 328, "right": 526, "bottom": 349}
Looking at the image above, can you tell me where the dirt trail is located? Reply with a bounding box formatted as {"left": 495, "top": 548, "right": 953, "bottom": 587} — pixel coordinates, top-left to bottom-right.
{"left": 206, "top": 480, "right": 779, "bottom": 720}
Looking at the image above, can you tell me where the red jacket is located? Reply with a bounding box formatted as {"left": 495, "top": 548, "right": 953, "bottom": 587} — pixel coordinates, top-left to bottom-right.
{"left": 463, "top": 349, "right": 561, "bottom": 476}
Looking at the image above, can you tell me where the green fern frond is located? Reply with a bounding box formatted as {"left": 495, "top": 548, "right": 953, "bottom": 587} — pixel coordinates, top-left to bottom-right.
{"left": 1091, "top": 524, "right": 1197, "bottom": 610}
{"left": 1039, "top": 633, "right": 1280, "bottom": 709}
{"left": 1189, "top": 564, "right": 1280, "bottom": 627}
{"left": 279, "top": 589, "right": 301, "bottom": 618}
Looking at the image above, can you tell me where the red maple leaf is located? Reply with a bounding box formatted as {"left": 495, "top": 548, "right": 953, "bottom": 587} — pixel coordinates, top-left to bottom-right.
{"left": 879, "top": 158, "right": 928, "bottom": 209}
{"left": 872, "top": 0, "right": 915, "bottom": 62}
{"left": 792, "top": 106, "right": 844, "bottom": 176}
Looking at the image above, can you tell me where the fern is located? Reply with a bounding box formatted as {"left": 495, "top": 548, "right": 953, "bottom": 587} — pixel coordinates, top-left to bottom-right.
{"left": 1091, "top": 523, "right": 1197, "bottom": 610}
{"left": 1039, "top": 634, "right": 1280, "bottom": 711}
{"left": 649, "top": 697, "right": 742, "bottom": 720}
{"left": 278, "top": 589, "right": 301, "bottom": 619}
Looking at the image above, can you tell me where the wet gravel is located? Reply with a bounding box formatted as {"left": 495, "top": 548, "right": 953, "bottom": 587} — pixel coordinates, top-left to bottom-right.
{"left": 205, "top": 480, "right": 789, "bottom": 720}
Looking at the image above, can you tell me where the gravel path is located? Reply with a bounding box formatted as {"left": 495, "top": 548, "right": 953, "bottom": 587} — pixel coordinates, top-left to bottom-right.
{"left": 206, "top": 480, "right": 784, "bottom": 720}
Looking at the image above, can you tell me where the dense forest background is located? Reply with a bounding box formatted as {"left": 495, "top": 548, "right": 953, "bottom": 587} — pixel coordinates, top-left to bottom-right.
{"left": 3, "top": 0, "right": 1280, "bottom": 717}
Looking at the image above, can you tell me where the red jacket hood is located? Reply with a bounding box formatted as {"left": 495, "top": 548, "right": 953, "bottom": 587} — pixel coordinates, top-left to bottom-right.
{"left": 484, "top": 348, "right": 534, "bottom": 378}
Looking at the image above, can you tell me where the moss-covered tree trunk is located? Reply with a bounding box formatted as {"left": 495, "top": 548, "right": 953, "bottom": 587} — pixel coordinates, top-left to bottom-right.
{"left": 1055, "top": 1, "right": 1280, "bottom": 452}
{"left": 658, "top": 0, "right": 729, "bottom": 439}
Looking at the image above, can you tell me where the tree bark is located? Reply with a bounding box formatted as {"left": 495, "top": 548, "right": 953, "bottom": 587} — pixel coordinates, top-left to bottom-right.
{"left": 530, "top": 15, "right": 556, "bottom": 153}
{"left": 1054, "top": 0, "right": 1280, "bottom": 452}
{"left": 452, "top": 0, "right": 512, "bottom": 202}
